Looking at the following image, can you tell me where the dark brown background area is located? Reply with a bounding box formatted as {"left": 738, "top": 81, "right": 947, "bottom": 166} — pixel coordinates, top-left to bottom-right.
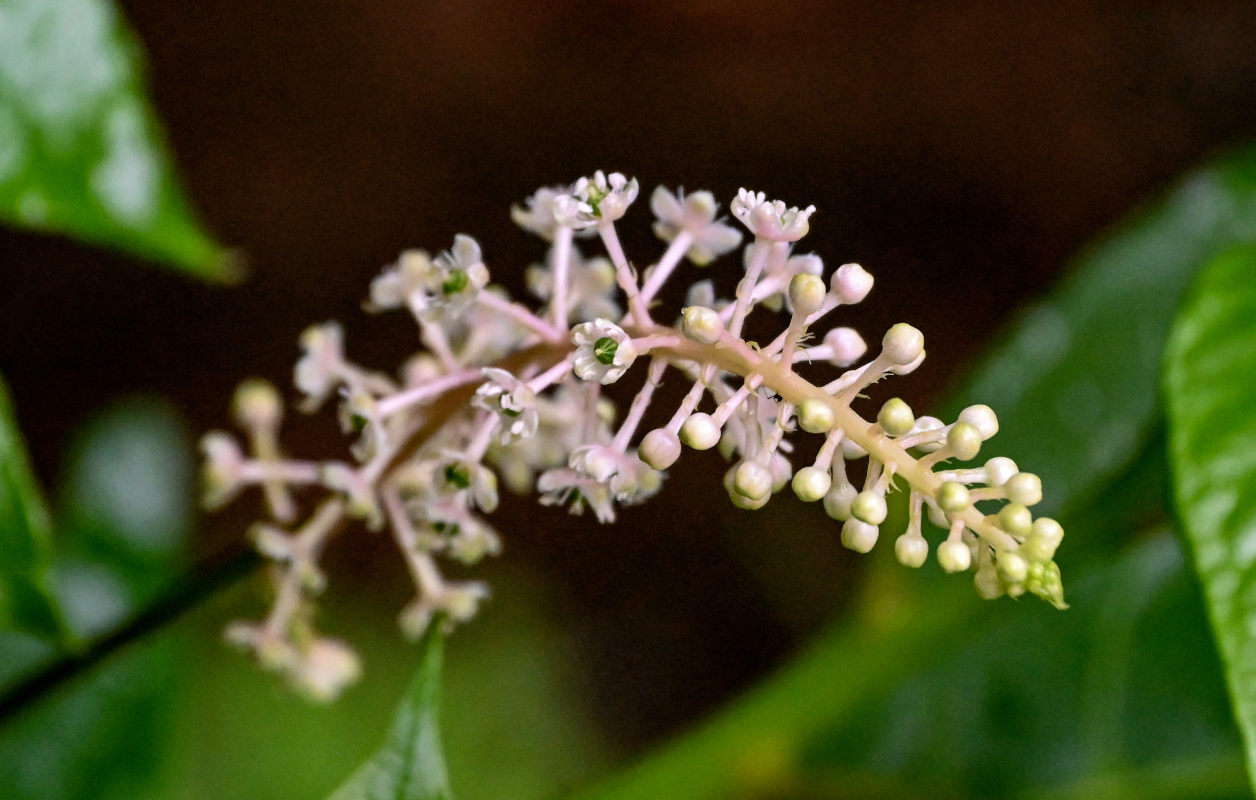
{"left": 4, "top": 1, "right": 1256, "bottom": 751}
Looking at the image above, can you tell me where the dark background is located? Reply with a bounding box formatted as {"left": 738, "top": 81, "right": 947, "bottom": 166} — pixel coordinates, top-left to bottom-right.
{"left": 4, "top": 0, "right": 1256, "bottom": 752}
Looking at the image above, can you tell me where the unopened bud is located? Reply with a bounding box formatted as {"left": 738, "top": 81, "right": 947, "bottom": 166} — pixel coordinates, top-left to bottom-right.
{"left": 851, "top": 490, "right": 888, "bottom": 525}
{"left": 797, "top": 398, "right": 837, "bottom": 433}
{"left": 946, "top": 422, "right": 983, "bottom": 461}
{"left": 895, "top": 534, "right": 929, "bottom": 568}
{"left": 882, "top": 323, "right": 924, "bottom": 366}
{"left": 983, "top": 456, "right": 1018, "bottom": 487}
{"left": 791, "top": 466, "right": 832, "bottom": 502}
{"left": 1005, "top": 472, "right": 1043, "bottom": 506}
{"left": 841, "top": 518, "right": 879, "bottom": 553}
{"left": 831, "top": 263, "right": 874, "bottom": 304}
{"left": 937, "top": 539, "right": 973, "bottom": 573}
{"left": 936, "top": 481, "right": 971, "bottom": 513}
{"left": 680, "top": 413, "right": 722, "bottom": 450}
{"left": 789, "top": 273, "right": 827, "bottom": 316}
{"left": 822, "top": 327, "right": 867, "bottom": 366}
{"left": 958, "top": 404, "right": 999, "bottom": 440}
{"left": 877, "top": 398, "right": 915, "bottom": 436}
{"left": 234, "top": 378, "right": 283, "bottom": 430}
{"left": 639, "top": 428, "right": 682, "bottom": 470}
{"left": 681, "top": 306, "right": 724, "bottom": 344}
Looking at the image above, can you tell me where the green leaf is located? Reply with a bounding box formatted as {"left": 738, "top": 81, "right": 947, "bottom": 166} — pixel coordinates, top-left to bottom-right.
{"left": 0, "top": 398, "right": 193, "bottom": 800}
{"left": 1166, "top": 244, "right": 1256, "bottom": 792}
{"left": 0, "top": 374, "right": 64, "bottom": 641}
{"left": 0, "top": 0, "right": 232, "bottom": 279}
{"left": 951, "top": 145, "right": 1256, "bottom": 518}
{"left": 327, "top": 622, "right": 454, "bottom": 800}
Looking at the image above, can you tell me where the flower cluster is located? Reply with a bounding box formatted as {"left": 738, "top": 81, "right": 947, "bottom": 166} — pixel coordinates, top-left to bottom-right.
{"left": 205, "top": 173, "right": 1066, "bottom": 700}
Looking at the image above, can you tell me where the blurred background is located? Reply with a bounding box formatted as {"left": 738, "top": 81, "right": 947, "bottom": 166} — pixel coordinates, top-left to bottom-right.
{"left": 3, "top": 2, "right": 1256, "bottom": 798}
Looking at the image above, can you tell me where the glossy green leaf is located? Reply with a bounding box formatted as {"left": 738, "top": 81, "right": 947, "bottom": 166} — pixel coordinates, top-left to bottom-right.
{"left": 0, "top": 0, "right": 231, "bottom": 278}
{"left": 328, "top": 621, "right": 453, "bottom": 800}
{"left": 0, "top": 374, "right": 63, "bottom": 641}
{"left": 951, "top": 145, "right": 1256, "bottom": 518}
{"left": 576, "top": 147, "right": 1256, "bottom": 800}
{"left": 1166, "top": 244, "right": 1256, "bottom": 791}
{"left": 0, "top": 399, "right": 193, "bottom": 800}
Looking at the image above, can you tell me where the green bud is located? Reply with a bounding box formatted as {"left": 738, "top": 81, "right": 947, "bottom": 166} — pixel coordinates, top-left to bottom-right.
{"left": 936, "top": 481, "right": 970, "bottom": 513}
{"left": 877, "top": 397, "right": 915, "bottom": 436}
{"left": 797, "top": 399, "right": 837, "bottom": 433}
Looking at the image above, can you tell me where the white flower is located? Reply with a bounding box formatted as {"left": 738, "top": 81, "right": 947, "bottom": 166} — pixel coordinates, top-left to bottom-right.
{"left": 554, "top": 171, "right": 639, "bottom": 228}
{"left": 526, "top": 248, "right": 621, "bottom": 323}
{"left": 368, "top": 249, "right": 438, "bottom": 310}
{"left": 511, "top": 186, "right": 566, "bottom": 241}
{"left": 537, "top": 467, "right": 618, "bottom": 523}
{"left": 650, "top": 186, "right": 743, "bottom": 265}
{"left": 473, "top": 367, "right": 539, "bottom": 443}
{"left": 400, "top": 580, "right": 490, "bottom": 638}
{"left": 294, "top": 322, "right": 346, "bottom": 411}
{"left": 571, "top": 318, "right": 638, "bottom": 384}
{"left": 291, "top": 638, "right": 362, "bottom": 702}
{"left": 368, "top": 236, "right": 489, "bottom": 324}
{"left": 425, "top": 234, "right": 490, "bottom": 321}
{"left": 569, "top": 444, "right": 661, "bottom": 503}
{"left": 730, "top": 188, "right": 815, "bottom": 242}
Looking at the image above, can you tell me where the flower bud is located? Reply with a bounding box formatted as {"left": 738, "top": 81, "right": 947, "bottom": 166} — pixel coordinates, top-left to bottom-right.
{"left": 877, "top": 397, "right": 915, "bottom": 436}
{"left": 233, "top": 378, "right": 283, "bottom": 430}
{"left": 996, "top": 503, "right": 1033, "bottom": 537}
{"left": 680, "top": 413, "right": 721, "bottom": 450}
{"left": 797, "top": 398, "right": 837, "bottom": 433}
{"left": 831, "top": 263, "right": 873, "bottom": 304}
{"left": 823, "top": 482, "right": 858, "bottom": 521}
{"left": 788, "top": 273, "right": 827, "bottom": 316}
{"left": 882, "top": 323, "right": 924, "bottom": 366}
{"left": 841, "top": 518, "right": 879, "bottom": 553}
{"left": 937, "top": 539, "right": 973, "bottom": 573}
{"left": 958, "top": 404, "right": 999, "bottom": 440}
{"left": 997, "top": 551, "right": 1029, "bottom": 584}
{"left": 1031, "top": 517, "right": 1064, "bottom": 548}
{"left": 733, "top": 460, "right": 773, "bottom": 501}
{"left": 895, "top": 533, "right": 929, "bottom": 568}
{"left": 1020, "top": 533, "right": 1057, "bottom": 562}
{"left": 791, "top": 466, "right": 832, "bottom": 502}
{"left": 946, "top": 422, "right": 982, "bottom": 461}
{"left": 639, "top": 428, "right": 682, "bottom": 470}
{"left": 681, "top": 306, "right": 724, "bottom": 344}
{"left": 1005, "top": 472, "right": 1043, "bottom": 506}
{"left": 822, "top": 327, "right": 867, "bottom": 366}
{"left": 728, "top": 489, "right": 770, "bottom": 510}
{"left": 974, "top": 563, "right": 1005, "bottom": 599}
{"left": 851, "top": 490, "right": 888, "bottom": 525}
{"left": 936, "top": 481, "right": 970, "bottom": 513}
{"left": 983, "top": 456, "right": 1018, "bottom": 487}
{"left": 890, "top": 351, "right": 925, "bottom": 375}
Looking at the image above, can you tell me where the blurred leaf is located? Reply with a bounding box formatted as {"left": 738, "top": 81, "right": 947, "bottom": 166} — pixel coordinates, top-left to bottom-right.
{"left": 0, "top": 0, "right": 232, "bottom": 278}
{"left": 327, "top": 621, "right": 453, "bottom": 800}
{"left": 952, "top": 144, "right": 1256, "bottom": 518}
{"left": 804, "top": 531, "right": 1243, "bottom": 800}
{"left": 0, "top": 373, "right": 64, "bottom": 641}
{"left": 1166, "top": 244, "right": 1256, "bottom": 793}
{"left": 56, "top": 396, "right": 193, "bottom": 618}
{"left": 0, "top": 398, "right": 192, "bottom": 800}
{"left": 574, "top": 146, "right": 1256, "bottom": 799}
{"left": 156, "top": 567, "right": 608, "bottom": 800}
